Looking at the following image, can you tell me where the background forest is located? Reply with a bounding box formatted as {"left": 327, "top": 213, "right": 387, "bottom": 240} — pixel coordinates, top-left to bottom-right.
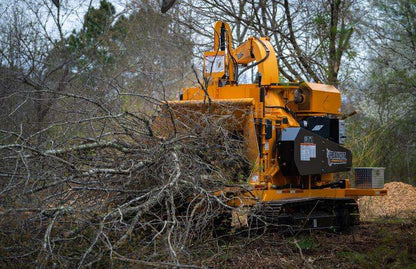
{"left": 0, "top": 0, "right": 414, "bottom": 267}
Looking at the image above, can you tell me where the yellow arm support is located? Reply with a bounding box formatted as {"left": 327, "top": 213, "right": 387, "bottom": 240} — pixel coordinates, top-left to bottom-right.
{"left": 213, "top": 21, "right": 232, "bottom": 52}
{"left": 213, "top": 21, "right": 235, "bottom": 83}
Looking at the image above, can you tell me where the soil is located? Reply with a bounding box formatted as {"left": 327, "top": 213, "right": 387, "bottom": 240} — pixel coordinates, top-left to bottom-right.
{"left": 199, "top": 219, "right": 416, "bottom": 268}
{"left": 193, "top": 182, "right": 416, "bottom": 268}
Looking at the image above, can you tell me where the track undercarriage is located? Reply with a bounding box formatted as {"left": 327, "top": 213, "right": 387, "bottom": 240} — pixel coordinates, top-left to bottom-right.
{"left": 241, "top": 198, "right": 360, "bottom": 233}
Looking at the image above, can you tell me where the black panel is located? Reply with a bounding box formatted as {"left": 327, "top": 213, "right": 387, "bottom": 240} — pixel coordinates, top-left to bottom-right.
{"left": 265, "top": 119, "right": 272, "bottom": 140}
{"left": 260, "top": 87, "right": 265, "bottom": 102}
{"left": 220, "top": 23, "right": 226, "bottom": 51}
{"left": 277, "top": 127, "right": 352, "bottom": 176}
{"left": 302, "top": 117, "right": 340, "bottom": 143}
{"left": 257, "top": 119, "right": 263, "bottom": 158}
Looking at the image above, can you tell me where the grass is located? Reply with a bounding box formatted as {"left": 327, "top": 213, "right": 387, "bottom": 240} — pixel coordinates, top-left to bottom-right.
{"left": 290, "top": 235, "right": 319, "bottom": 251}
{"left": 336, "top": 218, "right": 416, "bottom": 268}
{"left": 339, "top": 246, "right": 415, "bottom": 269}
{"left": 194, "top": 217, "right": 416, "bottom": 268}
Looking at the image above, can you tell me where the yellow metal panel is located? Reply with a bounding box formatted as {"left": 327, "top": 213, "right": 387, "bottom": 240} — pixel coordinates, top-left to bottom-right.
{"left": 300, "top": 82, "right": 342, "bottom": 115}
{"left": 345, "top": 188, "right": 388, "bottom": 197}
{"left": 169, "top": 98, "right": 254, "bottom": 107}
{"left": 226, "top": 188, "right": 388, "bottom": 207}
{"left": 303, "top": 82, "right": 340, "bottom": 93}
{"left": 243, "top": 113, "right": 259, "bottom": 165}
{"left": 216, "top": 84, "right": 258, "bottom": 99}
{"left": 183, "top": 87, "right": 205, "bottom": 100}
{"left": 255, "top": 188, "right": 387, "bottom": 202}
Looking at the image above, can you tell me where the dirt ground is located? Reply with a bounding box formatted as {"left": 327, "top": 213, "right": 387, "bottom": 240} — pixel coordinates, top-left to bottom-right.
{"left": 196, "top": 218, "right": 416, "bottom": 268}
{"left": 193, "top": 182, "right": 416, "bottom": 268}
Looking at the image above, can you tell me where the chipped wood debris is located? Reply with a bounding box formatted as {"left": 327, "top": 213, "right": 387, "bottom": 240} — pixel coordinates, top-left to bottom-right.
{"left": 358, "top": 182, "right": 416, "bottom": 219}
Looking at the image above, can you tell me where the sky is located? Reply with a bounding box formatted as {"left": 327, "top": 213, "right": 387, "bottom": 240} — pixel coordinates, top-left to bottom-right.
{"left": 0, "top": 0, "right": 127, "bottom": 39}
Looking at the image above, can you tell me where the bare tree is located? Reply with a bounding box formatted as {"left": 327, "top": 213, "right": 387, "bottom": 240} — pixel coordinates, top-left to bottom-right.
{"left": 173, "top": 0, "right": 361, "bottom": 86}
{"left": 346, "top": 0, "right": 415, "bottom": 184}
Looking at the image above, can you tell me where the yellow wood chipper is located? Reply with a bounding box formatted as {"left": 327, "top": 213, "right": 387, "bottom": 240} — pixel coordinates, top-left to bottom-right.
{"left": 165, "top": 21, "right": 386, "bottom": 231}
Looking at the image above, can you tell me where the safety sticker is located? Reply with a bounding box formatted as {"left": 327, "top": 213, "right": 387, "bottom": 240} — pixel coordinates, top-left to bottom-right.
{"left": 300, "top": 143, "right": 316, "bottom": 161}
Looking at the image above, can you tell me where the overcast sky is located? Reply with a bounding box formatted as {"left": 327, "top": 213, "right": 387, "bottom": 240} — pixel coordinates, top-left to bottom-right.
{"left": 0, "top": 0, "right": 127, "bottom": 39}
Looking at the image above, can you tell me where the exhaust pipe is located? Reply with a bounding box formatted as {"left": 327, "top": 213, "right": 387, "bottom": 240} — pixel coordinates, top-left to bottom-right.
{"left": 161, "top": 0, "right": 176, "bottom": 13}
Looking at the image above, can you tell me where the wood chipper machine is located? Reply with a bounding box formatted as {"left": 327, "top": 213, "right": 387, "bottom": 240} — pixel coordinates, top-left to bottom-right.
{"left": 163, "top": 21, "right": 386, "bottom": 231}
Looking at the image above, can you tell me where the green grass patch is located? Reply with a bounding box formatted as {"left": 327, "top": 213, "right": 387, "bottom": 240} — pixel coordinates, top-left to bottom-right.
{"left": 290, "top": 235, "right": 318, "bottom": 251}
{"left": 337, "top": 224, "right": 416, "bottom": 268}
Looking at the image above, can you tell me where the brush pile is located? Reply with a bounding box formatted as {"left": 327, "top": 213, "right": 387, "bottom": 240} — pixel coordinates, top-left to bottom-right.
{"left": 0, "top": 103, "right": 251, "bottom": 268}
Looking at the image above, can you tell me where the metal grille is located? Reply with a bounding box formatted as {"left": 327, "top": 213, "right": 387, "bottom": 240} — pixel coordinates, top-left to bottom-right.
{"left": 354, "top": 167, "right": 385, "bottom": 189}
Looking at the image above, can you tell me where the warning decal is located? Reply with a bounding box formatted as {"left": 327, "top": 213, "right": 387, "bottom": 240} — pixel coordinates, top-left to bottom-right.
{"left": 300, "top": 143, "right": 316, "bottom": 161}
